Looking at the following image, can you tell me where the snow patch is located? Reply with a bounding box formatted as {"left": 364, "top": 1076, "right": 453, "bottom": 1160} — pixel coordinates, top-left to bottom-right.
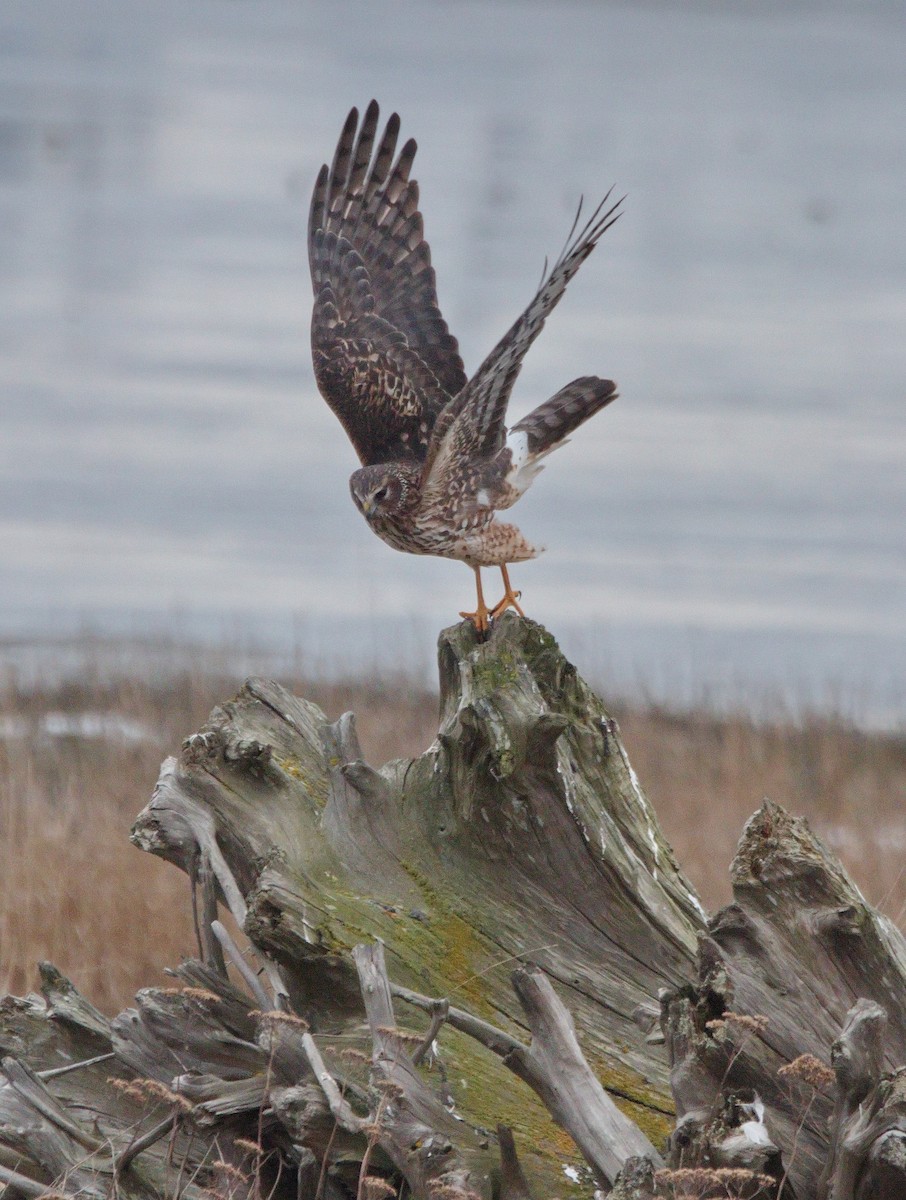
{"left": 0, "top": 711, "right": 152, "bottom": 743}
{"left": 740, "top": 1094, "right": 771, "bottom": 1145}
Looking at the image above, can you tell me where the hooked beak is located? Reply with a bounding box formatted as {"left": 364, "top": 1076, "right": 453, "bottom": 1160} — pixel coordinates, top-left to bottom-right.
{"left": 361, "top": 497, "right": 373, "bottom": 516}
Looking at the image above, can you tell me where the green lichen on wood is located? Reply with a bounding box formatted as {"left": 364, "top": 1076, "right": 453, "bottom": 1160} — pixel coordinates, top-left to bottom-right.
{"left": 470, "top": 640, "right": 523, "bottom": 695}
{"left": 408, "top": 1023, "right": 593, "bottom": 1198}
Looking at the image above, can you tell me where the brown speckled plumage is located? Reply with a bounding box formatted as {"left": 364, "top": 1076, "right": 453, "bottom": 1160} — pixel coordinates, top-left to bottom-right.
{"left": 309, "top": 101, "right": 621, "bottom": 626}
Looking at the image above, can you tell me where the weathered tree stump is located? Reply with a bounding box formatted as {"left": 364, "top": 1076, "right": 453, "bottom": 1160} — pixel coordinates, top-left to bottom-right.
{"left": 1, "top": 615, "right": 905, "bottom": 1200}
{"left": 129, "top": 614, "right": 705, "bottom": 1192}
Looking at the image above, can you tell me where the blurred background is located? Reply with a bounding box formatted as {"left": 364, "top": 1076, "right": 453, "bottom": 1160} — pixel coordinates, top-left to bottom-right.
{"left": 1, "top": 0, "right": 904, "bottom": 724}
{"left": 2, "top": 0, "right": 906, "bottom": 1011}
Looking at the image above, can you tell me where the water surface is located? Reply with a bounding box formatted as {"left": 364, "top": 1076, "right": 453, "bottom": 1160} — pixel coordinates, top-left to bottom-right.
{"left": 1, "top": 1, "right": 904, "bottom": 722}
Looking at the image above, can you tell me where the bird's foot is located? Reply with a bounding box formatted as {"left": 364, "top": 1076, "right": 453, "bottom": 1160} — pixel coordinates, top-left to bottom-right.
{"left": 459, "top": 605, "right": 492, "bottom": 635}
{"left": 489, "top": 587, "right": 525, "bottom": 621}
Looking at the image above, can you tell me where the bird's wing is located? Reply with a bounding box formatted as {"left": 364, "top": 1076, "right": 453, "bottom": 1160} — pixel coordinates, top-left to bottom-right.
{"left": 421, "top": 193, "right": 622, "bottom": 491}
{"left": 309, "top": 101, "right": 467, "bottom": 465}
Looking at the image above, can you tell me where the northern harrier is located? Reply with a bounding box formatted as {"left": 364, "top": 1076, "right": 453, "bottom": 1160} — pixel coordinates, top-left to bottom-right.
{"left": 309, "top": 101, "right": 620, "bottom": 631}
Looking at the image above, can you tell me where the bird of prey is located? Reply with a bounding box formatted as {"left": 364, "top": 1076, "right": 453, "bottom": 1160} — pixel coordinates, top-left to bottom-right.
{"left": 308, "top": 100, "right": 620, "bottom": 632}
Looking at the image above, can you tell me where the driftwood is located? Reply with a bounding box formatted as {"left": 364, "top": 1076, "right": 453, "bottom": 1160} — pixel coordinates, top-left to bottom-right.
{"left": 661, "top": 799, "right": 906, "bottom": 1198}
{"left": 1, "top": 614, "right": 905, "bottom": 1199}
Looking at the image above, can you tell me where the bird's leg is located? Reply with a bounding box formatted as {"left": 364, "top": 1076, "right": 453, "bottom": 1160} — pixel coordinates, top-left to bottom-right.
{"left": 459, "top": 566, "right": 492, "bottom": 634}
{"left": 490, "top": 563, "right": 525, "bottom": 620}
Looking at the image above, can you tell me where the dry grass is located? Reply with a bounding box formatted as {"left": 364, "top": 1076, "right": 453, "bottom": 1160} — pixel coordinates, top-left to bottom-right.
{"left": 1, "top": 643, "right": 904, "bottom": 1014}
{"left": 618, "top": 701, "right": 906, "bottom": 917}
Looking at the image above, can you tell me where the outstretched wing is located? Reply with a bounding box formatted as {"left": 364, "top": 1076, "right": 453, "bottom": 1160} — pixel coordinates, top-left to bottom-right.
{"left": 309, "top": 101, "right": 467, "bottom": 465}
{"left": 422, "top": 193, "right": 623, "bottom": 489}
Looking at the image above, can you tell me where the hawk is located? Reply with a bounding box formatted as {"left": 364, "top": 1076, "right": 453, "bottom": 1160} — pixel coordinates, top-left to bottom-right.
{"left": 309, "top": 101, "right": 621, "bottom": 631}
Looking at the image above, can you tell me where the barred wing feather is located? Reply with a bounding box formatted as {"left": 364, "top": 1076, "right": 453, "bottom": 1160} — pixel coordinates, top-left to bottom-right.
{"left": 309, "top": 102, "right": 467, "bottom": 465}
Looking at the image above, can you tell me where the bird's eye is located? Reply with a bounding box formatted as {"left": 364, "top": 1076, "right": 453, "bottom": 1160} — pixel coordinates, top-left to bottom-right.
{"left": 373, "top": 486, "right": 388, "bottom": 503}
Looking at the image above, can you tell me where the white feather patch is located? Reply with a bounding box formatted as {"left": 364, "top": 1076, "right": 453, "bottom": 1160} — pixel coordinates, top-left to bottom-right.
{"left": 506, "top": 428, "right": 530, "bottom": 470}
{"left": 504, "top": 428, "right": 545, "bottom": 497}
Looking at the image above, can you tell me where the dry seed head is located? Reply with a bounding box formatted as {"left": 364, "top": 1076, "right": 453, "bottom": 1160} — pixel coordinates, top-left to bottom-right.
{"left": 724, "top": 1012, "right": 770, "bottom": 1034}
{"left": 427, "top": 1186, "right": 481, "bottom": 1200}
{"left": 212, "top": 1161, "right": 250, "bottom": 1183}
{"left": 362, "top": 1177, "right": 396, "bottom": 1199}
{"left": 714, "top": 1168, "right": 774, "bottom": 1187}
{"left": 338, "top": 1047, "right": 370, "bottom": 1064}
{"left": 392, "top": 1028, "right": 425, "bottom": 1046}
{"left": 156, "top": 986, "right": 220, "bottom": 1001}
{"left": 108, "top": 1078, "right": 146, "bottom": 1100}
{"left": 107, "top": 1077, "right": 193, "bottom": 1111}
{"left": 252, "top": 1009, "right": 309, "bottom": 1030}
{"left": 656, "top": 1166, "right": 775, "bottom": 1195}
{"left": 778, "top": 1053, "right": 835, "bottom": 1090}
{"left": 234, "top": 1137, "right": 263, "bottom": 1155}
{"left": 706, "top": 1012, "right": 769, "bottom": 1038}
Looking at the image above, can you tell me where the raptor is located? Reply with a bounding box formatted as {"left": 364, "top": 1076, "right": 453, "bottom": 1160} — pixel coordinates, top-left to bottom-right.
{"left": 309, "top": 101, "right": 621, "bottom": 631}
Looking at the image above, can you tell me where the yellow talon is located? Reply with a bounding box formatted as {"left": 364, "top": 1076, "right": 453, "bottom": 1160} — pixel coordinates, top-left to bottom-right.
{"left": 461, "top": 566, "right": 492, "bottom": 634}
{"left": 489, "top": 564, "right": 525, "bottom": 620}
{"left": 461, "top": 564, "right": 525, "bottom": 632}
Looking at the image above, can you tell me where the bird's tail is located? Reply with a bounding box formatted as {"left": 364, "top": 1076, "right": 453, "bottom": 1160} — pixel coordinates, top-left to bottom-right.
{"left": 511, "top": 376, "right": 617, "bottom": 457}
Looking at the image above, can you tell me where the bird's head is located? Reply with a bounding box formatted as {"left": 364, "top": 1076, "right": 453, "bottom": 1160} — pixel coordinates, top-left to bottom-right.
{"left": 349, "top": 464, "right": 412, "bottom": 525}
